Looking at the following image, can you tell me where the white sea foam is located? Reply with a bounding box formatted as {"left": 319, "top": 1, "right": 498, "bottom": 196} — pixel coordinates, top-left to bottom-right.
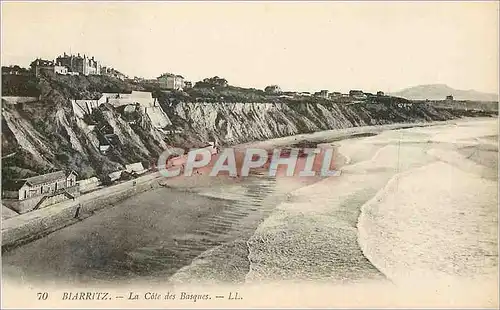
{"left": 246, "top": 118, "right": 498, "bottom": 288}
{"left": 358, "top": 160, "right": 498, "bottom": 286}
{"left": 244, "top": 175, "right": 389, "bottom": 284}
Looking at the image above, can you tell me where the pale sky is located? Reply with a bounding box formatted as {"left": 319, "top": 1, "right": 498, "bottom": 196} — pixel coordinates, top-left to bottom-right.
{"left": 1, "top": 1, "right": 499, "bottom": 94}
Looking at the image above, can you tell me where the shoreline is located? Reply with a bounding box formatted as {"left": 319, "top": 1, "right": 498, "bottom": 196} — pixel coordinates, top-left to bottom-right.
{"left": 241, "top": 117, "right": 497, "bottom": 285}
{"left": 141, "top": 117, "right": 497, "bottom": 285}
{"left": 1, "top": 117, "right": 490, "bottom": 253}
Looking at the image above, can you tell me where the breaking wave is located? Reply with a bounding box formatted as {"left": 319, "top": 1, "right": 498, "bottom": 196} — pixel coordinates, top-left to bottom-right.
{"left": 358, "top": 160, "right": 498, "bottom": 286}
{"left": 244, "top": 177, "right": 386, "bottom": 284}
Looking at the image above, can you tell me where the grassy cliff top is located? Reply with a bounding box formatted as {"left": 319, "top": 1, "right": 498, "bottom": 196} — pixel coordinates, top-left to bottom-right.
{"left": 2, "top": 72, "right": 410, "bottom": 105}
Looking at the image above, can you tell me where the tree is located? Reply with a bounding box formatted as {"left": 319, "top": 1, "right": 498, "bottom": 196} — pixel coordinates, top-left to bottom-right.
{"left": 194, "top": 76, "right": 228, "bottom": 88}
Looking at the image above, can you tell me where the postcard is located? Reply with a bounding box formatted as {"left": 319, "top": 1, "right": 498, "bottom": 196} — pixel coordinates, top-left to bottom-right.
{"left": 1, "top": 1, "right": 498, "bottom": 308}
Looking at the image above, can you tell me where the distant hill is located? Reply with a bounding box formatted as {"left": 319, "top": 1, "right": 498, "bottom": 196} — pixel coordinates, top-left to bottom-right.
{"left": 390, "top": 84, "right": 498, "bottom": 102}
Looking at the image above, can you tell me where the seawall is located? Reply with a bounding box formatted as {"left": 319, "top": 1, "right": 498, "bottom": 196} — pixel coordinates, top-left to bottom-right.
{"left": 1, "top": 173, "right": 163, "bottom": 252}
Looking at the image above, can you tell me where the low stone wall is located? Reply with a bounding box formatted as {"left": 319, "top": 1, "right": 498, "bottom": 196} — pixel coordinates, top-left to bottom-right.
{"left": 2, "top": 176, "right": 162, "bottom": 252}
{"left": 78, "top": 177, "right": 101, "bottom": 193}
{"left": 37, "top": 193, "right": 73, "bottom": 210}
{"left": 78, "top": 178, "right": 160, "bottom": 215}
{"left": 2, "top": 201, "right": 81, "bottom": 252}
{"left": 2, "top": 196, "right": 43, "bottom": 214}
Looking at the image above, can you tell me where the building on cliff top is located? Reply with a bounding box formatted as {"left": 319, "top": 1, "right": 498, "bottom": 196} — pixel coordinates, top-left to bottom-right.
{"left": 2, "top": 170, "right": 80, "bottom": 214}
{"left": 349, "top": 90, "right": 367, "bottom": 100}
{"left": 265, "top": 85, "right": 282, "bottom": 94}
{"left": 30, "top": 59, "right": 58, "bottom": 77}
{"left": 56, "top": 52, "right": 101, "bottom": 76}
{"left": 157, "top": 73, "right": 185, "bottom": 90}
{"left": 31, "top": 52, "right": 124, "bottom": 79}
{"left": 315, "top": 90, "right": 329, "bottom": 99}
{"left": 30, "top": 57, "right": 79, "bottom": 77}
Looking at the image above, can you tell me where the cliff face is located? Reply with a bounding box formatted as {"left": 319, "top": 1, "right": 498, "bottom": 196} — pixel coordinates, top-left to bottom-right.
{"left": 0, "top": 74, "right": 481, "bottom": 181}
{"left": 2, "top": 75, "right": 167, "bottom": 181}
{"left": 171, "top": 101, "right": 456, "bottom": 146}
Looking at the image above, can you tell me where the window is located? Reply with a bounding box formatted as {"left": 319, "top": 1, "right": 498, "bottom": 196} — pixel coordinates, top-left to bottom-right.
{"left": 42, "top": 185, "right": 51, "bottom": 194}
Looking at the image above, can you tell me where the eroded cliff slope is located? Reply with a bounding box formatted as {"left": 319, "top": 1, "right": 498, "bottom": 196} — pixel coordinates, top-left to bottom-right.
{"left": 1, "top": 74, "right": 481, "bottom": 181}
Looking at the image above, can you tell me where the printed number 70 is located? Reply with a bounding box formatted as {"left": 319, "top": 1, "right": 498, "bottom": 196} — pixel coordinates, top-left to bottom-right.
{"left": 37, "top": 292, "right": 48, "bottom": 300}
